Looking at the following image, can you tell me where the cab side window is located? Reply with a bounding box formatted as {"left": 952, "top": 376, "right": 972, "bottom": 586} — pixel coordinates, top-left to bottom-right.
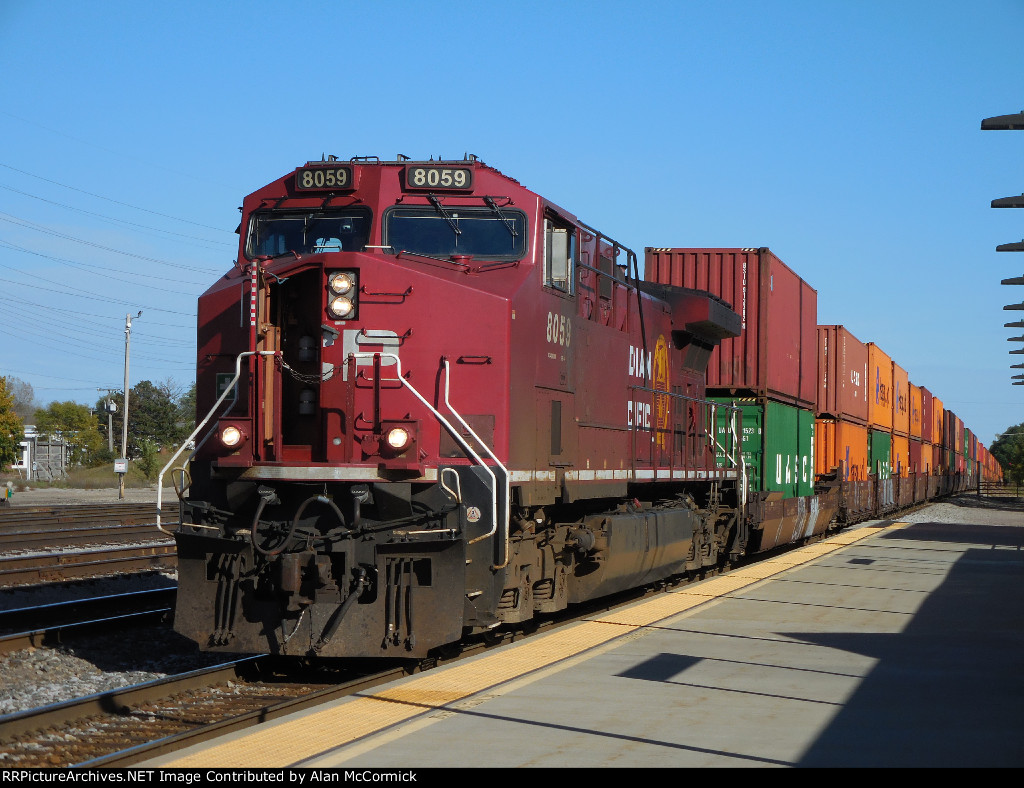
{"left": 544, "top": 218, "right": 576, "bottom": 294}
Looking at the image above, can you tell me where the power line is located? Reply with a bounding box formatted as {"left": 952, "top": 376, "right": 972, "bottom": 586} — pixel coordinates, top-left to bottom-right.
{"left": 0, "top": 238, "right": 210, "bottom": 288}
{"left": 0, "top": 183, "right": 233, "bottom": 250}
{"left": 0, "top": 160, "right": 230, "bottom": 233}
{"left": 0, "top": 212, "right": 217, "bottom": 274}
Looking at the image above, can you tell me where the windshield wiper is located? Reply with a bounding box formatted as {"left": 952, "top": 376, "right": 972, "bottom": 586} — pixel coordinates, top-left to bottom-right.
{"left": 483, "top": 196, "right": 519, "bottom": 238}
{"left": 427, "top": 195, "right": 462, "bottom": 236}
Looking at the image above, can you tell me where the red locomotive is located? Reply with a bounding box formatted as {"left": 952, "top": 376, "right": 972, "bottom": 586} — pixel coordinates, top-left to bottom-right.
{"left": 169, "top": 156, "right": 748, "bottom": 658}
{"left": 165, "top": 156, "right": 989, "bottom": 660}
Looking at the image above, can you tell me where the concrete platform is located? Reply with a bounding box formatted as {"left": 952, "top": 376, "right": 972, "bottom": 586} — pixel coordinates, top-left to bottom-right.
{"left": 144, "top": 497, "right": 1024, "bottom": 769}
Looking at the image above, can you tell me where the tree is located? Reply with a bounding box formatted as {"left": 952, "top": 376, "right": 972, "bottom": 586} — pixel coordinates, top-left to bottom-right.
{"left": 128, "top": 380, "right": 181, "bottom": 452}
{"left": 0, "top": 378, "right": 24, "bottom": 467}
{"left": 989, "top": 422, "right": 1024, "bottom": 489}
{"left": 177, "top": 381, "right": 197, "bottom": 436}
{"left": 4, "top": 376, "right": 38, "bottom": 423}
{"left": 32, "top": 401, "right": 103, "bottom": 466}
{"left": 90, "top": 380, "right": 195, "bottom": 460}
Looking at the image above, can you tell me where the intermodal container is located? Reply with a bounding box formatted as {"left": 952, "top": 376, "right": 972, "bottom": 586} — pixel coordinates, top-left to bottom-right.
{"left": 920, "top": 387, "right": 933, "bottom": 444}
{"left": 866, "top": 344, "right": 893, "bottom": 432}
{"left": 712, "top": 397, "right": 815, "bottom": 498}
{"left": 816, "top": 325, "right": 869, "bottom": 423}
{"left": 869, "top": 429, "right": 891, "bottom": 480}
{"left": 815, "top": 419, "right": 868, "bottom": 481}
{"left": 892, "top": 362, "right": 910, "bottom": 437}
{"left": 891, "top": 434, "right": 909, "bottom": 477}
{"left": 932, "top": 396, "right": 944, "bottom": 450}
{"left": 909, "top": 384, "right": 922, "bottom": 440}
{"left": 645, "top": 247, "right": 817, "bottom": 407}
{"left": 909, "top": 439, "right": 932, "bottom": 474}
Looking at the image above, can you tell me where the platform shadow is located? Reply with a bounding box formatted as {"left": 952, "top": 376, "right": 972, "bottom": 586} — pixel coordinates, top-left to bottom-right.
{"left": 791, "top": 523, "right": 1024, "bottom": 767}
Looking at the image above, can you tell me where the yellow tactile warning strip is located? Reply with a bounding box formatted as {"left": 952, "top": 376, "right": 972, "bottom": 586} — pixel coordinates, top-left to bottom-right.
{"left": 161, "top": 522, "right": 904, "bottom": 768}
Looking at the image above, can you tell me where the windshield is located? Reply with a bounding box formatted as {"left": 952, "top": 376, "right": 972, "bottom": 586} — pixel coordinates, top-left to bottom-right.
{"left": 246, "top": 208, "right": 372, "bottom": 259}
{"left": 385, "top": 206, "right": 527, "bottom": 261}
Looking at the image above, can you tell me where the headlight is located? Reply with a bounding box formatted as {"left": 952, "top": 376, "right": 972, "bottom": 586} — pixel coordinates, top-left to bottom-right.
{"left": 220, "top": 425, "right": 245, "bottom": 448}
{"left": 386, "top": 426, "right": 410, "bottom": 451}
{"left": 329, "top": 271, "right": 356, "bottom": 294}
{"left": 327, "top": 295, "right": 355, "bottom": 319}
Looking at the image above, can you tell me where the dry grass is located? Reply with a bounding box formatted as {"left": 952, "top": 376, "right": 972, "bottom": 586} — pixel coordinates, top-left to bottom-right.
{"left": 1, "top": 453, "right": 176, "bottom": 492}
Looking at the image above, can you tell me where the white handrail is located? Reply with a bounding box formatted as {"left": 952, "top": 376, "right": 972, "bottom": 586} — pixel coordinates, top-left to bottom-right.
{"left": 349, "top": 353, "right": 505, "bottom": 567}
{"left": 442, "top": 359, "right": 510, "bottom": 569}
{"left": 156, "top": 350, "right": 278, "bottom": 533}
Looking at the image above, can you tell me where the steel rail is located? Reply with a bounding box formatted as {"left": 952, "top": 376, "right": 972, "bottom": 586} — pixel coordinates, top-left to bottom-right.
{"left": 0, "top": 659, "right": 263, "bottom": 742}
{"left": 0, "top": 608, "right": 172, "bottom": 655}
{"left": 0, "top": 587, "right": 176, "bottom": 633}
{"left": 0, "top": 524, "right": 174, "bottom": 550}
{"left": 0, "top": 544, "right": 177, "bottom": 586}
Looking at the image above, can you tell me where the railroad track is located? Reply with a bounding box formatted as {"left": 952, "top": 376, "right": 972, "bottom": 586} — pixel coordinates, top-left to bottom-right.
{"left": 0, "top": 588, "right": 176, "bottom": 655}
{"left": 0, "top": 544, "right": 177, "bottom": 587}
{"left": 0, "top": 502, "right": 179, "bottom": 550}
{"left": 0, "top": 656, "right": 418, "bottom": 767}
{"left": 0, "top": 503, "right": 164, "bottom": 528}
{"left": 0, "top": 502, "right": 178, "bottom": 587}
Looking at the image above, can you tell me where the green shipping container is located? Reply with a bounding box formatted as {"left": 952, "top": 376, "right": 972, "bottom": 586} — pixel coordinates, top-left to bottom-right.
{"left": 712, "top": 398, "right": 815, "bottom": 499}
{"left": 869, "top": 429, "right": 891, "bottom": 480}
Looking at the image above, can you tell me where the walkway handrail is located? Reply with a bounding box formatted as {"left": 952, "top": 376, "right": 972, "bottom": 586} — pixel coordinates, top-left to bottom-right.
{"left": 156, "top": 351, "right": 278, "bottom": 533}
{"left": 350, "top": 353, "right": 507, "bottom": 569}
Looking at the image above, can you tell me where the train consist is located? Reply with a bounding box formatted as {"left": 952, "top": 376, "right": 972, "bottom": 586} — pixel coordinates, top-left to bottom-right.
{"left": 164, "top": 156, "right": 1001, "bottom": 660}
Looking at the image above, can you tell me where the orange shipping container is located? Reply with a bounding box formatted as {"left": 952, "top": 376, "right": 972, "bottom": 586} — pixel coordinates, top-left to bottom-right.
{"left": 891, "top": 434, "right": 909, "bottom": 477}
{"left": 909, "top": 384, "right": 922, "bottom": 440}
{"left": 932, "top": 396, "right": 944, "bottom": 450}
{"left": 892, "top": 362, "right": 910, "bottom": 437}
{"left": 815, "top": 418, "right": 869, "bottom": 481}
{"left": 867, "top": 344, "right": 893, "bottom": 432}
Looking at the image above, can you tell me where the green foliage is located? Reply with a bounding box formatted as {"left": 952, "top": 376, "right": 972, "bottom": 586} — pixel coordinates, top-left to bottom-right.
{"left": 989, "top": 423, "right": 1024, "bottom": 486}
{"left": 93, "top": 379, "right": 196, "bottom": 459}
{"left": 0, "top": 378, "right": 24, "bottom": 467}
{"left": 32, "top": 401, "right": 103, "bottom": 466}
{"left": 135, "top": 440, "right": 160, "bottom": 480}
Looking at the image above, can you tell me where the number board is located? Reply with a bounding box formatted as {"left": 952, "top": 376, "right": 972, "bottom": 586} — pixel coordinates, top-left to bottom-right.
{"left": 295, "top": 165, "right": 355, "bottom": 191}
{"left": 403, "top": 165, "right": 474, "bottom": 191}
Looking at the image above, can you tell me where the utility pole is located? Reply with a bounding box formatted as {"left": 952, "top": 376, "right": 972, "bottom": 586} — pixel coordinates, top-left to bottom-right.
{"left": 97, "top": 388, "right": 119, "bottom": 454}
{"left": 118, "top": 312, "right": 142, "bottom": 500}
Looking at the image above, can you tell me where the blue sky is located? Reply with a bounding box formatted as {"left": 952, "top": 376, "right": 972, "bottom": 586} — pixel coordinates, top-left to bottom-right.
{"left": 1, "top": 0, "right": 1022, "bottom": 448}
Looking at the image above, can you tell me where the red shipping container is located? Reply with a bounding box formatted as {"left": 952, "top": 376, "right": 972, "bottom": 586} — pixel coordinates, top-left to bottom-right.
{"left": 645, "top": 247, "right": 817, "bottom": 407}
{"left": 909, "top": 438, "right": 932, "bottom": 474}
{"left": 920, "top": 387, "right": 933, "bottom": 444}
{"left": 892, "top": 362, "right": 910, "bottom": 437}
{"left": 816, "top": 325, "right": 869, "bottom": 423}
{"left": 943, "top": 410, "right": 960, "bottom": 453}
